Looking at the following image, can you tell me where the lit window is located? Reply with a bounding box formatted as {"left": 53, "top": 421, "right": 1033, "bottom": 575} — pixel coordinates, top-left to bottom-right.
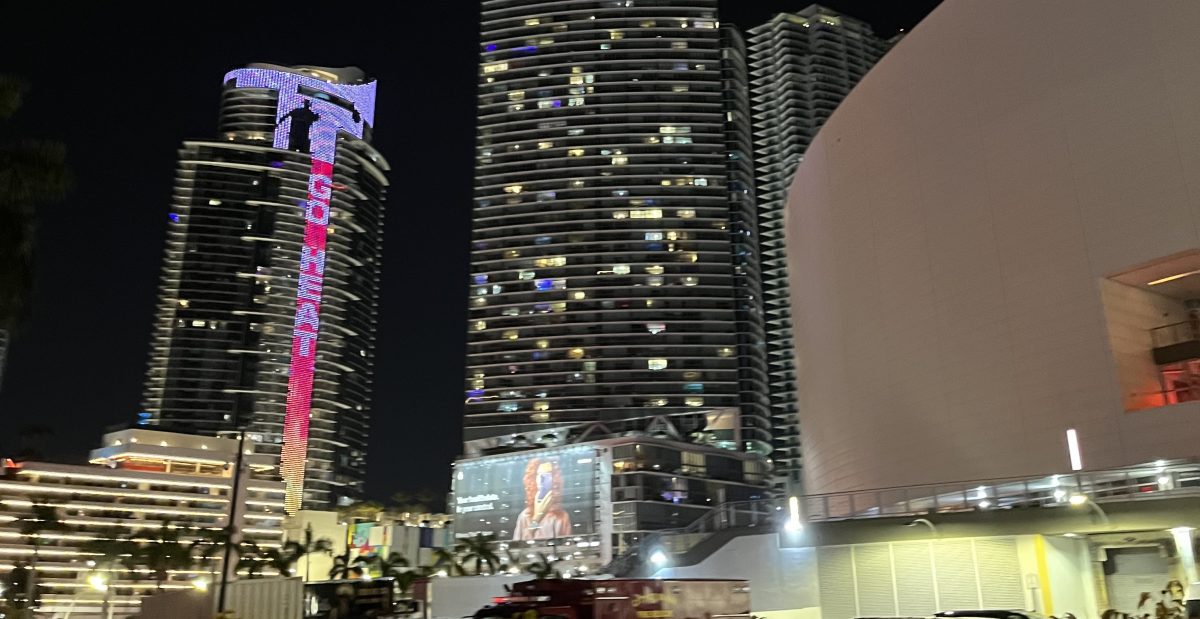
{"left": 471, "top": 379, "right": 485, "bottom": 389}
{"left": 492, "top": 284, "right": 504, "bottom": 294}
{"left": 685, "top": 397, "right": 705, "bottom": 406}
{"left": 568, "top": 97, "right": 585, "bottom": 106}
{"left": 645, "top": 136, "right": 661, "bottom": 144}
{"left": 671, "top": 41, "right": 688, "bottom": 49}
{"left": 694, "top": 178, "right": 708, "bottom": 186}
{"left": 535, "top": 278, "right": 567, "bottom": 291}
{"left": 208, "top": 199, "right": 222, "bottom": 205}
{"left": 647, "top": 323, "right": 666, "bottom": 334}
{"left": 472, "top": 297, "right": 487, "bottom": 307}
{"left": 483, "top": 62, "right": 509, "bottom": 74}
{"left": 537, "top": 339, "right": 550, "bottom": 349}
{"left": 673, "top": 62, "right": 688, "bottom": 71}
{"left": 612, "top": 211, "right": 629, "bottom": 219}
{"left": 645, "top": 231, "right": 664, "bottom": 241}
{"left": 570, "top": 75, "right": 584, "bottom": 85}
{"left": 612, "top": 264, "right": 631, "bottom": 275}
{"left": 647, "top": 276, "right": 663, "bottom": 286}
{"left": 508, "top": 91, "right": 526, "bottom": 101}
{"left": 499, "top": 402, "right": 520, "bottom": 412}
{"left": 503, "top": 330, "right": 519, "bottom": 340}
{"left": 568, "top": 149, "right": 585, "bottom": 157}
{"left": 646, "top": 398, "right": 668, "bottom": 407}
{"left": 610, "top": 30, "right": 624, "bottom": 40}
{"left": 538, "top": 141, "right": 553, "bottom": 149}
{"left": 600, "top": 43, "right": 611, "bottom": 50}
{"left": 648, "top": 359, "right": 668, "bottom": 371}
{"left": 178, "top": 299, "right": 190, "bottom": 308}
{"left": 192, "top": 320, "right": 207, "bottom": 327}
{"left": 571, "top": 291, "right": 586, "bottom": 300}
{"left": 551, "top": 302, "right": 567, "bottom": 313}
{"left": 533, "top": 401, "right": 550, "bottom": 411}
{"left": 534, "top": 256, "right": 566, "bottom": 267}
{"left": 611, "top": 156, "right": 629, "bottom": 165}
{"left": 531, "top": 412, "right": 551, "bottom": 422}
{"left": 538, "top": 100, "right": 560, "bottom": 109}
{"left": 613, "top": 189, "right": 630, "bottom": 197}
{"left": 537, "top": 191, "right": 557, "bottom": 202}
{"left": 568, "top": 348, "right": 586, "bottom": 359}
{"left": 473, "top": 321, "right": 487, "bottom": 331}
{"left": 525, "top": 18, "right": 541, "bottom": 26}
{"left": 682, "top": 276, "right": 699, "bottom": 286}
{"left": 568, "top": 128, "right": 585, "bottom": 136}
{"left": 519, "top": 271, "right": 536, "bottom": 280}
{"left": 504, "top": 250, "right": 521, "bottom": 258}
{"left": 502, "top": 307, "right": 519, "bottom": 316}
{"left": 504, "top": 184, "right": 523, "bottom": 194}
{"left": 645, "top": 265, "right": 664, "bottom": 274}
{"left": 630, "top": 209, "right": 662, "bottom": 219}
{"left": 717, "top": 347, "right": 734, "bottom": 358}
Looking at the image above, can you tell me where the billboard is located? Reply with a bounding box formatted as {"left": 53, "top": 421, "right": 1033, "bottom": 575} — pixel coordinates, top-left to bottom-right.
{"left": 453, "top": 446, "right": 597, "bottom": 541}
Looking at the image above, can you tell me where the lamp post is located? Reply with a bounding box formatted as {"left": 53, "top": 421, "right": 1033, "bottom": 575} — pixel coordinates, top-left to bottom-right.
{"left": 89, "top": 573, "right": 112, "bottom": 619}
{"left": 219, "top": 431, "right": 248, "bottom": 613}
{"left": 905, "top": 518, "right": 940, "bottom": 538}
{"left": 1068, "top": 494, "right": 1110, "bottom": 526}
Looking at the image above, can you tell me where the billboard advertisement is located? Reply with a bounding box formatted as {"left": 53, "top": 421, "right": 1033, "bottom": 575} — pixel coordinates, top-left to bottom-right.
{"left": 453, "top": 446, "right": 597, "bottom": 541}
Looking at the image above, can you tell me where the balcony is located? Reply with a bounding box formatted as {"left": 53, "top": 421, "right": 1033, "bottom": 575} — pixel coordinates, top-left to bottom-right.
{"left": 1151, "top": 320, "right": 1200, "bottom": 364}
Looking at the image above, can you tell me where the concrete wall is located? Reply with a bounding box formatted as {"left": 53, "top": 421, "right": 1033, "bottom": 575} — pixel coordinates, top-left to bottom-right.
{"left": 658, "top": 535, "right": 821, "bottom": 618}
{"left": 784, "top": 0, "right": 1200, "bottom": 494}
{"left": 657, "top": 532, "right": 1104, "bottom": 619}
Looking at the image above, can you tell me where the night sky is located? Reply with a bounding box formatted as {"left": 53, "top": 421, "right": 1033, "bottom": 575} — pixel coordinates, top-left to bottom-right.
{"left": 0, "top": 1, "right": 938, "bottom": 504}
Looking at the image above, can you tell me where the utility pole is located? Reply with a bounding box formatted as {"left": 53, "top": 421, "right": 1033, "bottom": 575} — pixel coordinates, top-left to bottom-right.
{"left": 218, "top": 431, "right": 247, "bottom": 613}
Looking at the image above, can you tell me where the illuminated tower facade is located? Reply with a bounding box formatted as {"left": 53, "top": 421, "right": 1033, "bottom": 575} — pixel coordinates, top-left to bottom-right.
{"left": 141, "top": 64, "right": 388, "bottom": 511}
{"left": 465, "top": 2, "right": 771, "bottom": 460}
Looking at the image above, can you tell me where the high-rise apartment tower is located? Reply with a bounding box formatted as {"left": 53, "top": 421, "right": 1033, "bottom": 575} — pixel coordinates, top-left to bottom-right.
{"left": 141, "top": 64, "right": 388, "bottom": 511}
{"left": 465, "top": 1, "right": 771, "bottom": 460}
{"left": 748, "top": 6, "right": 890, "bottom": 490}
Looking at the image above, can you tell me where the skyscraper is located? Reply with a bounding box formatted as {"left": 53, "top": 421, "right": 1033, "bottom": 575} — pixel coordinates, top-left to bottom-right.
{"left": 141, "top": 64, "right": 388, "bottom": 511}
{"left": 465, "top": 2, "right": 771, "bottom": 460}
{"left": 748, "top": 6, "right": 890, "bottom": 491}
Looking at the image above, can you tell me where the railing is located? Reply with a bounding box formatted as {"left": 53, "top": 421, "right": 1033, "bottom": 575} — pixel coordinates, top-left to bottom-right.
{"left": 602, "top": 460, "right": 1200, "bottom": 575}
{"left": 1151, "top": 321, "right": 1200, "bottom": 349}
{"left": 802, "top": 460, "right": 1200, "bottom": 522}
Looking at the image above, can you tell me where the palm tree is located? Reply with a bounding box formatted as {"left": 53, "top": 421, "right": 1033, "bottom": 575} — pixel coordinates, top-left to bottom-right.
{"left": 394, "top": 569, "right": 424, "bottom": 598}
{"left": 327, "top": 548, "right": 368, "bottom": 580}
{"left": 456, "top": 534, "right": 501, "bottom": 576}
{"left": 389, "top": 490, "right": 436, "bottom": 514}
{"left": 0, "top": 76, "right": 70, "bottom": 357}
{"left": 429, "top": 547, "right": 464, "bottom": 576}
{"left": 524, "top": 553, "right": 562, "bottom": 580}
{"left": 190, "top": 526, "right": 236, "bottom": 581}
{"left": 372, "top": 552, "right": 409, "bottom": 578}
{"left": 336, "top": 500, "right": 384, "bottom": 523}
{"left": 18, "top": 501, "right": 71, "bottom": 608}
{"left": 129, "top": 522, "right": 193, "bottom": 590}
{"left": 294, "top": 524, "right": 334, "bottom": 581}
{"left": 259, "top": 541, "right": 306, "bottom": 578}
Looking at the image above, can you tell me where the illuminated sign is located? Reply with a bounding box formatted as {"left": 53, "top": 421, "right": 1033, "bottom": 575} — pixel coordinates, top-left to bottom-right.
{"left": 223, "top": 68, "right": 377, "bottom": 514}
{"left": 452, "top": 445, "right": 597, "bottom": 541}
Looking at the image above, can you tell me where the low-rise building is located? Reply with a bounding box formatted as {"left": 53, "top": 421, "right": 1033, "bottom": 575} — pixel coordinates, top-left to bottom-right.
{"left": 0, "top": 429, "right": 285, "bottom": 617}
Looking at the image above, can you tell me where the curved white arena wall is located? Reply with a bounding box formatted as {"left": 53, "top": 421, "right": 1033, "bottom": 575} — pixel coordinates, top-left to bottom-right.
{"left": 785, "top": 0, "right": 1200, "bottom": 494}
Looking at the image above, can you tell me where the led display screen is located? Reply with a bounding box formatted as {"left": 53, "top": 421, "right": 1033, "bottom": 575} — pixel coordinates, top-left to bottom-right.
{"left": 453, "top": 446, "right": 597, "bottom": 541}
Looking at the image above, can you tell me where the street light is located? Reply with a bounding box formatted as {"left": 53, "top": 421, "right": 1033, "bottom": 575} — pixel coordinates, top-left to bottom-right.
{"left": 89, "top": 573, "right": 112, "bottom": 619}
{"left": 784, "top": 496, "right": 803, "bottom": 533}
{"left": 1068, "top": 494, "right": 1109, "bottom": 526}
{"left": 649, "top": 550, "right": 669, "bottom": 567}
